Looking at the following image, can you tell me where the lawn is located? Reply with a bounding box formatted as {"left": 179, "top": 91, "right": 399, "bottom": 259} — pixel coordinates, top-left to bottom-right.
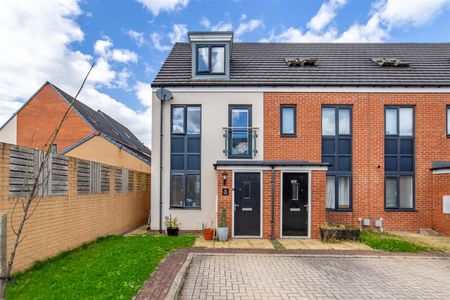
{"left": 360, "top": 231, "right": 438, "bottom": 252}
{"left": 8, "top": 234, "right": 195, "bottom": 300}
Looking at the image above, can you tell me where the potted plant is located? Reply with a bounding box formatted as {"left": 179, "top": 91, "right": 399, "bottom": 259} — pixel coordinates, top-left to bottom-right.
{"left": 164, "top": 215, "right": 180, "bottom": 236}
{"left": 202, "top": 222, "right": 215, "bottom": 241}
{"left": 217, "top": 208, "right": 228, "bottom": 242}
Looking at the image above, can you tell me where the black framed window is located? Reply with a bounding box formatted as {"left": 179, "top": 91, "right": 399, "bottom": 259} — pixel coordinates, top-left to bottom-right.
{"left": 170, "top": 105, "right": 201, "bottom": 208}
{"left": 322, "top": 106, "right": 352, "bottom": 211}
{"left": 384, "top": 106, "right": 415, "bottom": 210}
{"left": 447, "top": 105, "right": 450, "bottom": 137}
{"left": 280, "top": 105, "right": 296, "bottom": 136}
{"left": 196, "top": 45, "right": 225, "bottom": 75}
{"left": 228, "top": 105, "right": 252, "bottom": 158}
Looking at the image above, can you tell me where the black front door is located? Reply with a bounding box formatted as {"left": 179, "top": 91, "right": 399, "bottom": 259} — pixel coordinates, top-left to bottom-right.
{"left": 282, "top": 173, "right": 308, "bottom": 236}
{"left": 234, "top": 173, "right": 260, "bottom": 236}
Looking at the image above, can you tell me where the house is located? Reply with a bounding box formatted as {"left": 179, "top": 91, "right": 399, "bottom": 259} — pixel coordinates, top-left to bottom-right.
{"left": 0, "top": 81, "right": 151, "bottom": 173}
{"left": 150, "top": 31, "right": 450, "bottom": 239}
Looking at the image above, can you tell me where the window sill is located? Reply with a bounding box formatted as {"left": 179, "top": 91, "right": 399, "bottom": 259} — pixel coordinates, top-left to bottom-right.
{"left": 384, "top": 208, "right": 417, "bottom": 212}
{"left": 280, "top": 134, "right": 297, "bottom": 138}
{"left": 326, "top": 208, "right": 352, "bottom": 212}
{"left": 169, "top": 207, "right": 202, "bottom": 210}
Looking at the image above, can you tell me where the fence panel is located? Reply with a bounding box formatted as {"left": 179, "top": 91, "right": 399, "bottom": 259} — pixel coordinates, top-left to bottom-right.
{"left": 77, "top": 160, "right": 90, "bottom": 195}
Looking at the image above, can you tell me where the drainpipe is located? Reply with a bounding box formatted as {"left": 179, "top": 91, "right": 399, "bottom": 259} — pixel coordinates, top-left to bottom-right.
{"left": 159, "top": 95, "right": 164, "bottom": 233}
{"left": 271, "top": 166, "right": 275, "bottom": 240}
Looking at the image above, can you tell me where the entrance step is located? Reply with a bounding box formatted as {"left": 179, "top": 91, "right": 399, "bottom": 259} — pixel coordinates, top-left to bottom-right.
{"left": 278, "top": 239, "right": 372, "bottom": 250}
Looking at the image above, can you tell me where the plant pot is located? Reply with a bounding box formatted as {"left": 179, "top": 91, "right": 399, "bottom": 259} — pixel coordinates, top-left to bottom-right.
{"left": 203, "top": 228, "right": 214, "bottom": 240}
{"left": 320, "top": 227, "right": 360, "bottom": 241}
{"left": 217, "top": 227, "right": 228, "bottom": 242}
{"left": 166, "top": 227, "right": 179, "bottom": 236}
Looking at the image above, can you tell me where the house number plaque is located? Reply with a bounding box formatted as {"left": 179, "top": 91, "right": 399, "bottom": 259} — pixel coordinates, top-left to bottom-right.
{"left": 222, "top": 188, "right": 229, "bottom": 196}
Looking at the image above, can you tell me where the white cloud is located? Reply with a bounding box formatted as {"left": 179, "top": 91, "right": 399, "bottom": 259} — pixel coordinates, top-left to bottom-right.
{"left": 0, "top": 0, "right": 151, "bottom": 146}
{"left": 127, "top": 29, "right": 145, "bottom": 47}
{"left": 263, "top": 0, "right": 450, "bottom": 43}
{"left": 150, "top": 32, "right": 171, "bottom": 51}
{"left": 135, "top": 81, "right": 152, "bottom": 107}
{"left": 378, "top": 0, "right": 450, "bottom": 27}
{"left": 94, "top": 37, "right": 138, "bottom": 63}
{"left": 210, "top": 21, "right": 233, "bottom": 32}
{"left": 235, "top": 19, "right": 264, "bottom": 37}
{"left": 111, "top": 49, "right": 138, "bottom": 63}
{"left": 308, "top": 0, "right": 347, "bottom": 32}
{"left": 136, "top": 0, "right": 189, "bottom": 16}
{"left": 168, "top": 23, "right": 188, "bottom": 43}
{"left": 200, "top": 17, "right": 211, "bottom": 28}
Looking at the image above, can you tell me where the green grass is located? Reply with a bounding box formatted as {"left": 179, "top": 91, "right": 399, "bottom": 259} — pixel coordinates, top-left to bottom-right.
{"left": 8, "top": 234, "right": 195, "bottom": 300}
{"left": 270, "top": 240, "right": 285, "bottom": 250}
{"left": 360, "top": 231, "right": 436, "bottom": 252}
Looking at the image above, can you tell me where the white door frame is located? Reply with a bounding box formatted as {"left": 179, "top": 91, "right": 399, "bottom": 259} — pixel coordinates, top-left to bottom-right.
{"left": 280, "top": 171, "right": 312, "bottom": 239}
{"left": 232, "top": 170, "right": 263, "bottom": 238}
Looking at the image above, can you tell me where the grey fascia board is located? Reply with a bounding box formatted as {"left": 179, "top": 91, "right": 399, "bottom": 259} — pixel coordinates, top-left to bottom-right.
{"left": 214, "top": 160, "right": 330, "bottom": 168}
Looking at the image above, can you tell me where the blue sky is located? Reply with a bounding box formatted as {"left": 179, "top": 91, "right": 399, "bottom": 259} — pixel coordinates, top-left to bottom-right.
{"left": 1, "top": 0, "right": 450, "bottom": 147}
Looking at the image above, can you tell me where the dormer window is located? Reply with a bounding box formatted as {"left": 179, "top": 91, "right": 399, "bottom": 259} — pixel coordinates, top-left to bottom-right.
{"left": 196, "top": 45, "right": 225, "bottom": 74}
{"left": 189, "top": 31, "right": 233, "bottom": 79}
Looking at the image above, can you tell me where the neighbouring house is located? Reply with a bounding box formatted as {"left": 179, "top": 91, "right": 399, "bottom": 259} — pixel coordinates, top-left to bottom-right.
{"left": 151, "top": 31, "right": 450, "bottom": 239}
{"left": 0, "top": 81, "right": 151, "bottom": 173}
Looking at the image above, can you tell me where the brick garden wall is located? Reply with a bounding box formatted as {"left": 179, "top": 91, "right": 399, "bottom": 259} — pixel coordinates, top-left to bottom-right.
{"left": 432, "top": 172, "right": 450, "bottom": 235}
{"left": 0, "top": 143, "right": 150, "bottom": 272}
{"left": 264, "top": 92, "right": 450, "bottom": 233}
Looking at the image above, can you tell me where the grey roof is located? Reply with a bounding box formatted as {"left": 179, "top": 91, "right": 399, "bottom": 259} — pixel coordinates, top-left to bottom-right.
{"left": 431, "top": 161, "right": 450, "bottom": 170}
{"left": 214, "top": 160, "right": 329, "bottom": 168}
{"left": 152, "top": 42, "right": 450, "bottom": 87}
{"left": 50, "top": 83, "right": 151, "bottom": 161}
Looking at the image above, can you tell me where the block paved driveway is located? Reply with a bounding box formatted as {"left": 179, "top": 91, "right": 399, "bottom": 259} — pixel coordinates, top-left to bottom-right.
{"left": 179, "top": 254, "right": 450, "bottom": 299}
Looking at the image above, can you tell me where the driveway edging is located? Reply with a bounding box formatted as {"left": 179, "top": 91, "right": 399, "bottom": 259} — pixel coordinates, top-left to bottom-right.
{"left": 165, "top": 252, "right": 194, "bottom": 300}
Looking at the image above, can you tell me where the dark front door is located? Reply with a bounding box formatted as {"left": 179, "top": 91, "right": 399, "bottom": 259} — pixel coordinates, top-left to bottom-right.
{"left": 282, "top": 173, "right": 308, "bottom": 237}
{"left": 234, "top": 172, "right": 260, "bottom": 236}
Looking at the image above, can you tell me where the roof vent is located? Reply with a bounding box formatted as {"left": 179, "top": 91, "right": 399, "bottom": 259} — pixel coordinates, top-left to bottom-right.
{"left": 285, "top": 57, "right": 317, "bottom": 67}
{"left": 371, "top": 58, "right": 409, "bottom": 67}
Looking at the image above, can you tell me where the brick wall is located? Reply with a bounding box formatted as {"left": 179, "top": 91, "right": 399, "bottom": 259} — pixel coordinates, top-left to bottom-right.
{"left": 17, "top": 83, "right": 93, "bottom": 152}
{"left": 217, "top": 170, "right": 233, "bottom": 234}
{"left": 217, "top": 169, "right": 325, "bottom": 239}
{"left": 432, "top": 172, "right": 450, "bottom": 235}
{"left": 0, "top": 143, "right": 150, "bottom": 272}
{"left": 264, "top": 92, "right": 450, "bottom": 233}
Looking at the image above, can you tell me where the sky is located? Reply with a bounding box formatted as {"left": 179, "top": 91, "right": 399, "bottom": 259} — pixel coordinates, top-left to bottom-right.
{"left": 1, "top": 0, "right": 450, "bottom": 149}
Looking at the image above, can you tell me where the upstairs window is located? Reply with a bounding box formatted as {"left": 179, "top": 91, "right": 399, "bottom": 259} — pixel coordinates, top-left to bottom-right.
{"left": 447, "top": 106, "right": 450, "bottom": 137}
{"left": 322, "top": 106, "right": 352, "bottom": 211}
{"left": 281, "top": 105, "right": 296, "bottom": 136}
{"left": 384, "top": 106, "right": 415, "bottom": 210}
{"left": 196, "top": 45, "right": 225, "bottom": 75}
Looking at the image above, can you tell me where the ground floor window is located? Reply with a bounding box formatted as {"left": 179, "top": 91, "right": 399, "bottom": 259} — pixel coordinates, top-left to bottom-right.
{"left": 385, "top": 176, "right": 414, "bottom": 209}
{"left": 326, "top": 175, "right": 351, "bottom": 210}
{"left": 170, "top": 173, "right": 201, "bottom": 208}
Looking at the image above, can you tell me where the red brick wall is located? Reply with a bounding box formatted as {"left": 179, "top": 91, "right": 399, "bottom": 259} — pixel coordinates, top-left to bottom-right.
{"left": 217, "top": 170, "right": 233, "bottom": 234}
{"left": 17, "top": 84, "right": 93, "bottom": 152}
{"left": 432, "top": 172, "right": 450, "bottom": 235}
{"left": 218, "top": 169, "right": 325, "bottom": 239}
{"left": 264, "top": 92, "right": 450, "bottom": 233}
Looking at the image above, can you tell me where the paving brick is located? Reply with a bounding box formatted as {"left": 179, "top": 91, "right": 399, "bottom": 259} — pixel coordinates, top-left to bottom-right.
{"left": 179, "top": 254, "right": 450, "bottom": 299}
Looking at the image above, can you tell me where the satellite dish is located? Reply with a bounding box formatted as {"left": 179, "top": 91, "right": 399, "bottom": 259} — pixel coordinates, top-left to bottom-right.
{"left": 156, "top": 88, "right": 173, "bottom": 101}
